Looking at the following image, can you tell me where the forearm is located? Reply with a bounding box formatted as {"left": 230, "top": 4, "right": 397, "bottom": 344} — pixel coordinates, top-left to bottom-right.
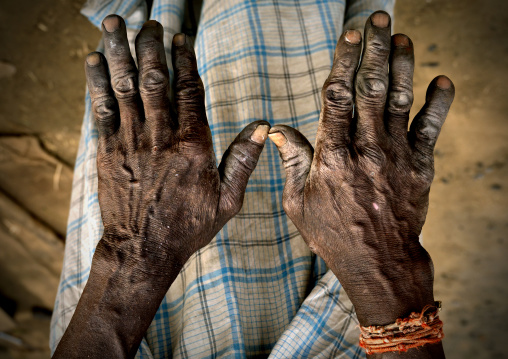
{"left": 52, "top": 237, "right": 185, "bottom": 359}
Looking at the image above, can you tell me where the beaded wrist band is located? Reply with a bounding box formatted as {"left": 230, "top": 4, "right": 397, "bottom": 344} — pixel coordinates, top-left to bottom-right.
{"left": 359, "top": 302, "right": 444, "bottom": 354}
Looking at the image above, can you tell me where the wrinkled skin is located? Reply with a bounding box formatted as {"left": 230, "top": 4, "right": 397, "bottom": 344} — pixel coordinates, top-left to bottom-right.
{"left": 53, "top": 11, "right": 455, "bottom": 359}
{"left": 53, "top": 15, "right": 269, "bottom": 359}
{"left": 91, "top": 17, "right": 269, "bottom": 272}
{"left": 269, "top": 11, "right": 454, "bottom": 358}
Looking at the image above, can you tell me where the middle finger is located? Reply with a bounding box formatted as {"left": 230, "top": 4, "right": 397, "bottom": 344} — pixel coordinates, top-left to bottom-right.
{"left": 135, "top": 20, "right": 174, "bottom": 147}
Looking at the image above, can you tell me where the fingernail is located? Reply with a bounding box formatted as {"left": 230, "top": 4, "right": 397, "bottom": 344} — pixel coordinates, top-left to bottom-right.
{"left": 174, "top": 33, "right": 186, "bottom": 46}
{"left": 393, "top": 34, "right": 409, "bottom": 47}
{"left": 371, "top": 12, "right": 390, "bottom": 28}
{"left": 436, "top": 76, "right": 452, "bottom": 89}
{"left": 345, "top": 30, "right": 361, "bottom": 44}
{"left": 251, "top": 124, "right": 270, "bottom": 144}
{"left": 86, "top": 53, "right": 101, "bottom": 67}
{"left": 268, "top": 131, "right": 287, "bottom": 147}
{"left": 143, "top": 20, "right": 158, "bottom": 28}
{"left": 103, "top": 15, "right": 121, "bottom": 33}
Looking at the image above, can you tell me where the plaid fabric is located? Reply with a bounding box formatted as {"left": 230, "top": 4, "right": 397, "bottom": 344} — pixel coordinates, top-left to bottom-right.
{"left": 51, "top": 0, "right": 394, "bottom": 357}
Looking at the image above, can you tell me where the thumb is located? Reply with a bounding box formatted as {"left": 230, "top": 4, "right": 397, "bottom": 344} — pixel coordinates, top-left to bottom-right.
{"left": 218, "top": 120, "right": 270, "bottom": 218}
{"left": 268, "top": 125, "right": 313, "bottom": 217}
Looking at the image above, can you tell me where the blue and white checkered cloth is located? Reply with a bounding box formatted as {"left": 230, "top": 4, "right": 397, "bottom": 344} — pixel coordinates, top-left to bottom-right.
{"left": 51, "top": 0, "right": 394, "bottom": 357}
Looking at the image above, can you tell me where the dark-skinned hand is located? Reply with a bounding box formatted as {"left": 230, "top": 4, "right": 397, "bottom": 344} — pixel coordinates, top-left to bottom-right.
{"left": 268, "top": 11, "right": 454, "bottom": 358}
{"left": 52, "top": 15, "right": 269, "bottom": 359}
{"left": 89, "top": 16, "right": 270, "bottom": 275}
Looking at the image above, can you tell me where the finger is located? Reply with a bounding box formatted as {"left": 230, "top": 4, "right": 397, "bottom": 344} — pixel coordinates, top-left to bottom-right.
{"left": 409, "top": 76, "right": 455, "bottom": 167}
{"left": 85, "top": 52, "right": 120, "bottom": 138}
{"left": 354, "top": 11, "right": 392, "bottom": 144}
{"left": 102, "top": 15, "right": 143, "bottom": 140}
{"left": 217, "top": 121, "right": 271, "bottom": 218}
{"left": 171, "top": 33, "right": 211, "bottom": 151}
{"left": 268, "top": 125, "right": 313, "bottom": 217}
{"left": 386, "top": 34, "right": 415, "bottom": 139}
{"left": 316, "top": 29, "right": 362, "bottom": 153}
{"left": 135, "top": 20, "right": 174, "bottom": 145}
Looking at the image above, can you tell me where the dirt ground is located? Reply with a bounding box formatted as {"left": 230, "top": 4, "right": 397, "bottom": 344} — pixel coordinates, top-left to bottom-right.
{"left": 0, "top": 0, "right": 506, "bottom": 358}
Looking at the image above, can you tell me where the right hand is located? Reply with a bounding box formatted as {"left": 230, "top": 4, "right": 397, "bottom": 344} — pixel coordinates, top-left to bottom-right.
{"left": 268, "top": 11, "right": 454, "bottom": 326}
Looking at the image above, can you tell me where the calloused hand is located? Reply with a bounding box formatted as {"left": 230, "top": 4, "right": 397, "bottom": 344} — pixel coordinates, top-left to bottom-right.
{"left": 87, "top": 16, "right": 270, "bottom": 274}
{"left": 53, "top": 15, "right": 269, "bottom": 359}
{"left": 268, "top": 10, "right": 454, "bottom": 337}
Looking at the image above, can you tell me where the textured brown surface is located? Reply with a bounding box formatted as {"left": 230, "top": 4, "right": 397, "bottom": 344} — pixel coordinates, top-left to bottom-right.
{"left": 0, "top": 136, "right": 73, "bottom": 236}
{"left": 394, "top": 1, "right": 508, "bottom": 357}
{"left": 0, "top": 192, "right": 64, "bottom": 357}
{"left": 0, "top": 0, "right": 506, "bottom": 358}
{"left": 0, "top": 0, "right": 99, "bottom": 166}
{"left": 0, "top": 0, "right": 99, "bottom": 357}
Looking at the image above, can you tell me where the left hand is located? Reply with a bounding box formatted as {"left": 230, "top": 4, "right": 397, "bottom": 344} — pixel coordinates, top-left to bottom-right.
{"left": 268, "top": 11, "right": 455, "bottom": 327}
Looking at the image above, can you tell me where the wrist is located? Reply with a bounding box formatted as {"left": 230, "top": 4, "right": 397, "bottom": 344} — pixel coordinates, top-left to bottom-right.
{"left": 329, "top": 258, "right": 435, "bottom": 326}
{"left": 53, "top": 235, "right": 186, "bottom": 358}
{"left": 324, "top": 234, "right": 435, "bottom": 326}
{"left": 352, "top": 283, "right": 435, "bottom": 327}
{"left": 96, "top": 231, "right": 189, "bottom": 281}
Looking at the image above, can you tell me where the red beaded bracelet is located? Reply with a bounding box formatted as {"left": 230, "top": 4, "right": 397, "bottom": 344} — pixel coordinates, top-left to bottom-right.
{"left": 359, "top": 302, "right": 444, "bottom": 354}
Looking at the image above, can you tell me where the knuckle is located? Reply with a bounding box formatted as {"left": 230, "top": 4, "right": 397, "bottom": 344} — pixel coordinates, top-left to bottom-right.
{"left": 179, "top": 138, "right": 206, "bottom": 153}
{"left": 176, "top": 77, "right": 205, "bottom": 100}
{"left": 87, "top": 76, "right": 109, "bottom": 96}
{"left": 140, "top": 68, "right": 169, "bottom": 96}
{"left": 176, "top": 86, "right": 204, "bottom": 101}
{"left": 367, "top": 38, "right": 390, "bottom": 58}
{"left": 388, "top": 89, "right": 414, "bottom": 113}
{"left": 229, "top": 145, "right": 257, "bottom": 172}
{"left": 356, "top": 76, "right": 387, "bottom": 100}
{"left": 92, "top": 95, "right": 117, "bottom": 124}
{"left": 283, "top": 152, "right": 310, "bottom": 174}
{"left": 425, "top": 107, "right": 446, "bottom": 125}
{"left": 322, "top": 81, "right": 353, "bottom": 112}
{"left": 337, "top": 56, "right": 354, "bottom": 69}
{"left": 112, "top": 72, "right": 138, "bottom": 99}
{"left": 415, "top": 121, "right": 440, "bottom": 145}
